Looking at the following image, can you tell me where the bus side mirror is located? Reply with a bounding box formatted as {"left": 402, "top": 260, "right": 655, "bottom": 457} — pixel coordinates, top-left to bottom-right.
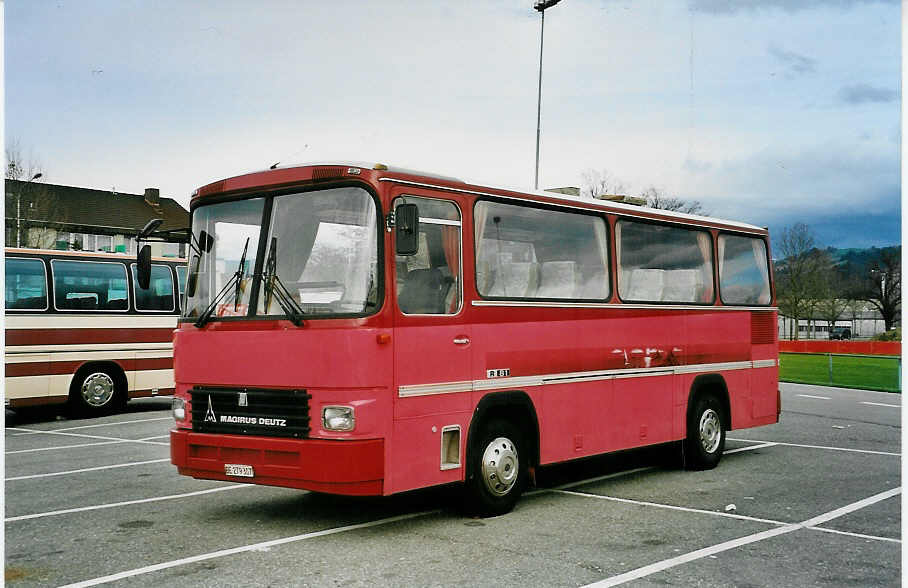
{"left": 186, "top": 254, "right": 200, "bottom": 298}
{"left": 395, "top": 204, "right": 419, "bottom": 256}
{"left": 198, "top": 230, "right": 214, "bottom": 253}
{"left": 137, "top": 245, "right": 152, "bottom": 289}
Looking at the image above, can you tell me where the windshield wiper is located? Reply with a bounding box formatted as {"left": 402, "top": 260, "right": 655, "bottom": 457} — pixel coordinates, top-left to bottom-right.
{"left": 261, "top": 237, "right": 305, "bottom": 326}
{"left": 194, "top": 237, "right": 250, "bottom": 328}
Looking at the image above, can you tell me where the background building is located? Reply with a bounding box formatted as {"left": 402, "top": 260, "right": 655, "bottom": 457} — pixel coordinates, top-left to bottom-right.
{"left": 5, "top": 180, "right": 188, "bottom": 257}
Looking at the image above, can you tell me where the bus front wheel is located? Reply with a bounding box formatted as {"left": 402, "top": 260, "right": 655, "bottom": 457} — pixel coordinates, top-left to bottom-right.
{"left": 70, "top": 368, "right": 125, "bottom": 416}
{"left": 685, "top": 394, "right": 725, "bottom": 470}
{"left": 463, "top": 419, "right": 526, "bottom": 517}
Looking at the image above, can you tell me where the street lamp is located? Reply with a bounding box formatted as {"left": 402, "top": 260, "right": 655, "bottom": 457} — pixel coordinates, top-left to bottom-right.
{"left": 16, "top": 172, "right": 42, "bottom": 248}
{"left": 534, "top": 0, "right": 562, "bottom": 190}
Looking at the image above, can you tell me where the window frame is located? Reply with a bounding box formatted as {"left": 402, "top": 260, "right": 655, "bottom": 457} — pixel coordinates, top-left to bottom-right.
{"left": 716, "top": 232, "right": 773, "bottom": 307}
{"left": 394, "top": 195, "right": 464, "bottom": 317}
{"left": 5, "top": 256, "right": 49, "bottom": 312}
{"left": 180, "top": 181, "right": 385, "bottom": 324}
{"left": 472, "top": 198, "right": 612, "bottom": 303}
{"left": 50, "top": 259, "right": 130, "bottom": 313}
{"left": 615, "top": 218, "right": 716, "bottom": 306}
{"left": 130, "top": 262, "right": 177, "bottom": 313}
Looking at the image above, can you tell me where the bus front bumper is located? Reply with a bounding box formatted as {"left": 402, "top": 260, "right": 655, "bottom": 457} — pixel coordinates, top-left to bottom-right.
{"left": 170, "top": 429, "right": 384, "bottom": 496}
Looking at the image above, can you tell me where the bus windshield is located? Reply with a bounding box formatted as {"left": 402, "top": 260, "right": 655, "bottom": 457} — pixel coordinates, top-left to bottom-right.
{"left": 183, "top": 186, "right": 379, "bottom": 321}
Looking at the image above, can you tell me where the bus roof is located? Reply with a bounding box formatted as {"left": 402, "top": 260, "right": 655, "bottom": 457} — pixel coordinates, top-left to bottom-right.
{"left": 194, "top": 161, "right": 767, "bottom": 235}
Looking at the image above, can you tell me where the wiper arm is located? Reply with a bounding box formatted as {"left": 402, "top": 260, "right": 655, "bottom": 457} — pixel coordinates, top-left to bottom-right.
{"left": 195, "top": 237, "right": 250, "bottom": 328}
{"left": 194, "top": 272, "right": 239, "bottom": 328}
{"left": 261, "top": 237, "right": 305, "bottom": 326}
{"left": 233, "top": 238, "right": 250, "bottom": 311}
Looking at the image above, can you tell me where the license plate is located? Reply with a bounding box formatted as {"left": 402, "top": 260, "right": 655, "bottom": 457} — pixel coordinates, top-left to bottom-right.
{"left": 224, "top": 464, "right": 254, "bottom": 478}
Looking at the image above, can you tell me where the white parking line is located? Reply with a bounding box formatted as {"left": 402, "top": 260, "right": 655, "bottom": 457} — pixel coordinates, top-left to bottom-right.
{"left": 9, "top": 416, "right": 172, "bottom": 435}
{"left": 6, "top": 440, "right": 130, "bottom": 455}
{"left": 5, "top": 485, "right": 254, "bottom": 522}
{"left": 582, "top": 487, "right": 901, "bottom": 587}
{"left": 6, "top": 427, "right": 168, "bottom": 446}
{"left": 725, "top": 442, "right": 778, "bottom": 455}
{"left": 861, "top": 401, "right": 901, "bottom": 409}
{"left": 797, "top": 394, "right": 831, "bottom": 400}
{"left": 6, "top": 458, "right": 170, "bottom": 481}
{"left": 58, "top": 510, "right": 440, "bottom": 588}
{"left": 555, "top": 489, "right": 787, "bottom": 526}
{"left": 727, "top": 438, "right": 900, "bottom": 457}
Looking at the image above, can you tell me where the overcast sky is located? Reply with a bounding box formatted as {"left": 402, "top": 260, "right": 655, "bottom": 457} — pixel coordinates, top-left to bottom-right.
{"left": 5, "top": 0, "right": 901, "bottom": 249}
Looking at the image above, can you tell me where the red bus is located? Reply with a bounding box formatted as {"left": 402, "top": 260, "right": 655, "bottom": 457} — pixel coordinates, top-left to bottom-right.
{"left": 161, "top": 162, "right": 778, "bottom": 516}
{"left": 5, "top": 248, "right": 186, "bottom": 415}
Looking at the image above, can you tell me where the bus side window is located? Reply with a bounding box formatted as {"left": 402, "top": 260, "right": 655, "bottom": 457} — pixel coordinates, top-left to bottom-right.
{"left": 52, "top": 260, "right": 129, "bottom": 312}
{"left": 5, "top": 258, "right": 48, "bottom": 310}
{"left": 132, "top": 264, "right": 176, "bottom": 312}
{"left": 394, "top": 197, "right": 462, "bottom": 315}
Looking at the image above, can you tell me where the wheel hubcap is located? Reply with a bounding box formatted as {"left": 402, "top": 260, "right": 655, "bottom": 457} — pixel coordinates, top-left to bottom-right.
{"left": 480, "top": 436, "right": 519, "bottom": 496}
{"left": 81, "top": 373, "right": 115, "bottom": 407}
{"left": 699, "top": 408, "right": 721, "bottom": 454}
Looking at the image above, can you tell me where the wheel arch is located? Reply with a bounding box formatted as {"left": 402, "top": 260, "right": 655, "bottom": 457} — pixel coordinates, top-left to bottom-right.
{"left": 465, "top": 390, "right": 541, "bottom": 476}
{"left": 686, "top": 374, "right": 731, "bottom": 431}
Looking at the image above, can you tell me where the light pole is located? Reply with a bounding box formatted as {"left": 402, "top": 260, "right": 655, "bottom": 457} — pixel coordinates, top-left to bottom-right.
{"left": 16, "top": 172, "right": 42, "bottom": 248}
{"left": 534, "top": 0, "right": 561, "bottom": 191}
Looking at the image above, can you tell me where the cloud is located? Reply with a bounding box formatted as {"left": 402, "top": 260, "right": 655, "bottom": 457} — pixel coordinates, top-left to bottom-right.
{"left": 689, "top": 0, "right": 897, "bottom": 14}
{"left": 768, "top": 46, "right": 817, "bottom": 77}
{"left": 838, "top": 83, "right": 899, "bottom": 104}
{"left": 680, "top": 143, "right": 900, "bottom": 248}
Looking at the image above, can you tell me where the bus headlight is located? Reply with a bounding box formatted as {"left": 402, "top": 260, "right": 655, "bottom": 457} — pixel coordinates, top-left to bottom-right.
{"left": 172, "top": 397, "right": 186, "bottom": 422}
{"left": 322, "top": 406, "right": 355, "bottom": 431}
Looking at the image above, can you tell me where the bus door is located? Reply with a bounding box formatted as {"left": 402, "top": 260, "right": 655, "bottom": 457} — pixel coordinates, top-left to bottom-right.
{"left": 390, "top": 193, "right": 470, "bottom": 492}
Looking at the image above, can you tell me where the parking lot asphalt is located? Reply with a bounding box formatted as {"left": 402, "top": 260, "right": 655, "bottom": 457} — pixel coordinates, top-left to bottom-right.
{"left": 4, "top": 383, "right": 901, "bottom": 587}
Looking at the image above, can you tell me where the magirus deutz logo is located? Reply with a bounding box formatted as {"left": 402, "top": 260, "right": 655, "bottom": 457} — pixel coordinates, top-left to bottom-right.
{"left": 204, "top": 395, "right": 217, "bottom": 423}
{"left": 203, "top": 393, "right": 287, "bottom": 427}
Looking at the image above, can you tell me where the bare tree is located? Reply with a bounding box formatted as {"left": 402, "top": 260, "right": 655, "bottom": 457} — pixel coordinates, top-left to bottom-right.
{"left": 775, "top": 223, "right": 827, "bottom": 340}
{"left": 6, "top": 141, "right": 62, "bottom": 248}
{"left": 580, "top": 170, "right": 706, "bottom": 214}
{"left": 815, "top": 256, "right": 848, "bottom": 337}
{"left": 847, "top": 247, "right": 901, "bottom": 332}
{"left": 580, "top": 169, "right": 627, "bottom": 200}
{"left": 639, "top": 186, "right": 707, "bottom": 215}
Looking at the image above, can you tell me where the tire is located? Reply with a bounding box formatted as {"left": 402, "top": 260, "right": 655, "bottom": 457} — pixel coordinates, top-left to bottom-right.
{"left": 70, "top": 367, "right": 125, "bottom": 417}
{"left": 684, "top": 394, "right": 725, "bottom": 470}
{"left": 462, "top": 419, "right": 527, "bottom": 517}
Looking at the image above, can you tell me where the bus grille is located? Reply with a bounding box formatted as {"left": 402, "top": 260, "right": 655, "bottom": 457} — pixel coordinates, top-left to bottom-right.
{"left": 190, "top": 387, "right": 311, "bottom": 439}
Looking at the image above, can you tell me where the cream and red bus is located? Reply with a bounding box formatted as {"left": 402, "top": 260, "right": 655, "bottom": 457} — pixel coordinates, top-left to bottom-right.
{"left": 5, "top": 248, "right": 185, "bottom": 415}
{"left": 158, "top": 162, "right": 779, "bottom": 516}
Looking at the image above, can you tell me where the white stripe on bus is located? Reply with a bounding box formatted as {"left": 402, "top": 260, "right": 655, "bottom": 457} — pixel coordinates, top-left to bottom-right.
{"left": 399, "top": 360, "right": 776, "bottom": 397}
{"left": 5, "top": 369, "right": 174, "bottom": 400}
{"left": 6, "top": 349, "right": 173, "bottom": 363}
{"left": 5, "top": 314, "right": 178, "bottom": 329}
{"left": 6, "top": 342, "right": 173, "bottom": 355}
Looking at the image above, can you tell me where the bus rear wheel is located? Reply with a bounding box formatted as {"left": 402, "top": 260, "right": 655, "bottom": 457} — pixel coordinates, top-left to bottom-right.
{"left": 70, "top": 368, "right": 125, "bottom": 417}
{"left": 463, "top": 419, "right": 526, "bottom": 517}
{"left": 685, "top": 394, "right": 725, "bottom": 470}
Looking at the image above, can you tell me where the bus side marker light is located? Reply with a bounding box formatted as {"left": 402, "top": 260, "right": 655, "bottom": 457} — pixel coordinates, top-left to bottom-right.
{"left": 376, "top": 333, "right": 391, "bottom": 345}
